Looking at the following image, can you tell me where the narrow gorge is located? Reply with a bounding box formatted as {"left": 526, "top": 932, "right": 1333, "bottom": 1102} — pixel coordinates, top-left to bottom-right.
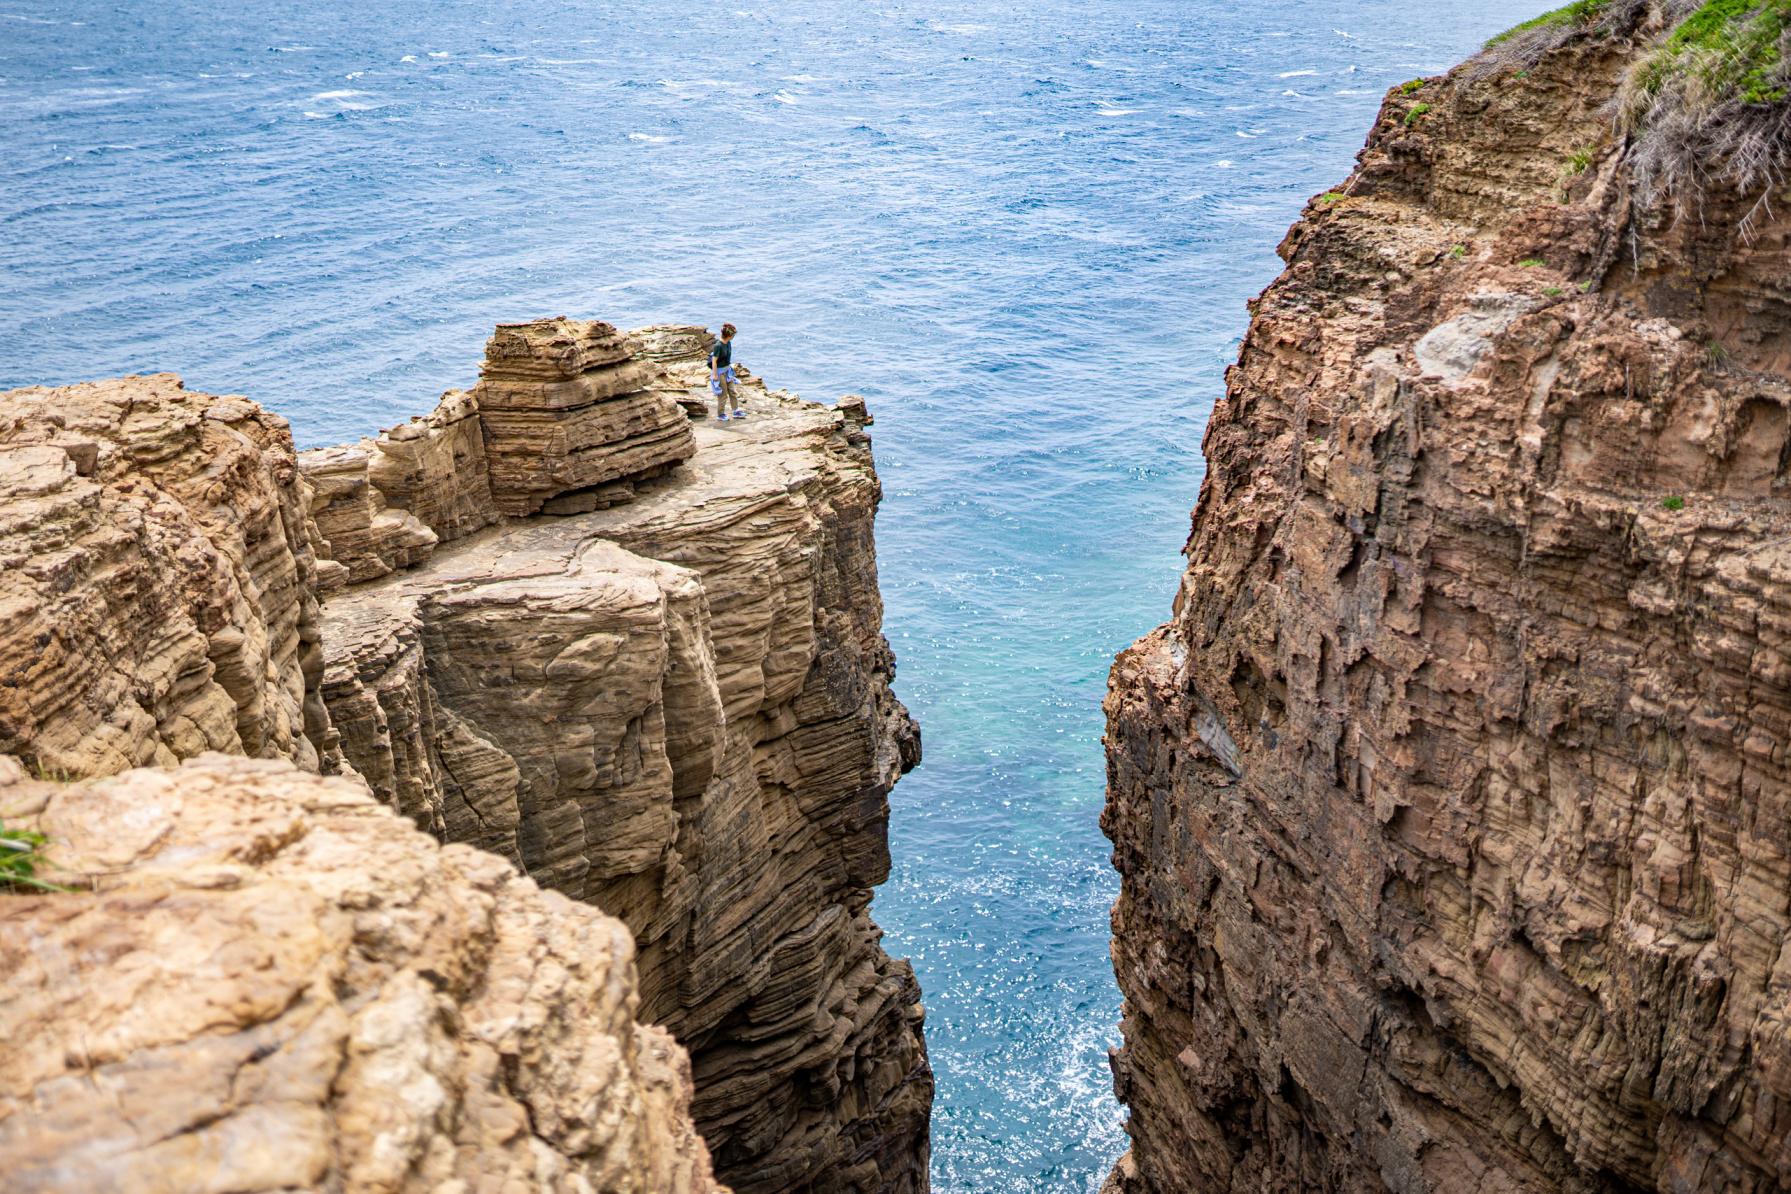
{"left": 1105, "top": 3, "right": 1791, "bottom": 1192}
{"left": 0, "top": 320, "right": 930, "bottom": 1192}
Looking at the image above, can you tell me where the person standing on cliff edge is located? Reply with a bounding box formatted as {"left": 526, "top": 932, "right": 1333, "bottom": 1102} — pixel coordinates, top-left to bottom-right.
{"left": 710, "top": 323, "right": 744, "bottom": 421}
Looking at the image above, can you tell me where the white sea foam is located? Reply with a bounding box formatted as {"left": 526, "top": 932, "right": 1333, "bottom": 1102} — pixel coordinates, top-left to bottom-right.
{"left": 627, "top": 132, "right": 672, "bottom": 143}
{"left": 400, "top": 54, "right": 417, "bottom": 62}
{"left": 1335, "top": 88, "right": 1374, "bottom": 96}
{"left": 773, "top": 90, "right": 798, "bottom": 104}
{"left": 311, "top": 90, "right": 362, "bottom": 101}
{"left": 1216, "top": 159, "right": 1234, "bottom": 168}
{"left": 428, "top": 51, "right": 450, "bottom": 59}
{"left": 1278, "top": 69, "right": 1317, "bottom": 78}
{"left": 1097, "top": 107, "right": 1137, "bottom": 116}
{"left": 1235, "top": 129, "right": 1259, "bottom": 138}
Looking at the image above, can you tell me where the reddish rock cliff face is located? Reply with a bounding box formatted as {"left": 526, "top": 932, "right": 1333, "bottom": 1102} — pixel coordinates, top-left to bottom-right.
{"left": 1105, "top": 9, "right": 1791, "bottom": 1193}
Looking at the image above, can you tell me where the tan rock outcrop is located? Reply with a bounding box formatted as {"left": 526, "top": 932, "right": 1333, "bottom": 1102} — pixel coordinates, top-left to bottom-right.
{"left": 1105, "top": 10, "right": 1791, "bottom": 1194}
{"left": 472, "top": 317, "right": 696, "bottom": 516}
{"left": 0, "top": 753, "right": 722, "bottom": 1194}
{"left": 0, "top": 373, "right": 325, "bottom": 777}
{"left": 0, "top": 321, "right": 930, "bottom": 1193}
{"left": 319, "top": 349, "right": 931, "bottom": 1194}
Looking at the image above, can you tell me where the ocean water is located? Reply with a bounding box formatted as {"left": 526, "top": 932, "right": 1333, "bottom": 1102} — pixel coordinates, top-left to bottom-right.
{"left": 0, "top": 2, "right": 1551, "bottom": 1188}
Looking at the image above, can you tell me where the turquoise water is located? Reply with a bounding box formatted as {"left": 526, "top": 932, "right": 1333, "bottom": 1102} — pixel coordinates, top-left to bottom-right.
{"left": 1, "top": 2, "right": 1548, "bottom": 1188}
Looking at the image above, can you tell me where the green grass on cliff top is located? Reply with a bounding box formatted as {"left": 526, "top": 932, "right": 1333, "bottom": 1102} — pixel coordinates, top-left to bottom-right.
{"left": 1490, "top": 0, "right": 1790, "bottom": 105}
{"left": 1486, "top": 0, "right": 1611, "bottom": 48}
{"left": 1645, "top": 0, "right": 1791, "bottom": 105}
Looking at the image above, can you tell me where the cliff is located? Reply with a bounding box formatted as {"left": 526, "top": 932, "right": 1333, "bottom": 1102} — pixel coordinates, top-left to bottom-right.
{"left": 1104, "top": 4, "right": 1791, "bottom": 1192}
{"left": 0, "top": 754, "right": 720, "bottom": 1194}
{"left": 0, "top": 318, "right": 929, "bottom": 1192}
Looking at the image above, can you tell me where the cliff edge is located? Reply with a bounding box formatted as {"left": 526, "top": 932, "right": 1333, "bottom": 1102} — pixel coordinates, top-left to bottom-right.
{"left": 0, "top": 318, "right": 929, "bottom": 1193}
{"left": 1105, "top": 4, "right": 1791, "bottom": 1191}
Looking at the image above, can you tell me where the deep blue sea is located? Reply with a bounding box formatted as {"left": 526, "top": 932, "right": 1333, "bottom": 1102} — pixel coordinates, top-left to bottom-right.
{"left": 1, "top": 2, "right": 1550, "bottom": 1188}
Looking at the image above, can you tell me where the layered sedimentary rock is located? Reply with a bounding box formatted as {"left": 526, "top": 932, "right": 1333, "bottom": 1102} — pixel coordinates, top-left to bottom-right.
{"left": 0, "top": 373, "right": 325, "bottom": 776}
{"left": 1106, "top": 8, "right": 1791, "bottom": 1193}
{"left": 472, "top": 317, "right": 696, "bottom": 516}
{"left": 0, "top": 753, "right": 720, "bottom": 1194}
{"left": 0, "top": 318, "right": 929, "bottom": 1193}
{"left": 319, "top": 333, "right": 931, "bottom": 1193}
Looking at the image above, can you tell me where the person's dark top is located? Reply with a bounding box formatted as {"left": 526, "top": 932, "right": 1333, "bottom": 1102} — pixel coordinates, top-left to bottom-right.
{"left": 712, "top": 338, "right": 733, "bottom": 368}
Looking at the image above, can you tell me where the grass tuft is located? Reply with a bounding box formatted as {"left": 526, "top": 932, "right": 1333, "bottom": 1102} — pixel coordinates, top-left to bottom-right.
{"left": 1449, "top": 243, "right": 1468, "bottom": 258}
{"left": 1662, "top": 494, "right": 1687, "bottom": 510}
{"left": 1320, "top": 191, "right": 1347, "bottom": 205}
{"left": 1404, "top": 102, "right": 1433, "bottom": 126}
{"left": 1400, "top": 78, "right": 1428, "bottom": 93}
{"left": 1519, "top": 257, "right": 1547, "bottom": 267}
{"left": 1621, "top": 1, "right": 1791, "bottom": 229}
{"left": 0, "top": 818, "right": 68, "bottom": 893}
{"left": 1544, "top": 285, "right": 1566, "bottom": 296}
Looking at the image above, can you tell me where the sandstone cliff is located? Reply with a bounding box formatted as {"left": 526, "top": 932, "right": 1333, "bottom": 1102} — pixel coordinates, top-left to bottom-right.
{"left": 0, "top": 754, "right": 720, "bottom": 1194}
{"left": 0, "top": 318, "right": 928, "bottom": 1192}
{"left": 1105, "top": 5, "right": 1791, "bottom": 1191}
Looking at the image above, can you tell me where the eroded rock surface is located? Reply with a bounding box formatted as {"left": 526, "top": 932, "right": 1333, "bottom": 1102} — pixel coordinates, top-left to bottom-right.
{"left": 0, "top": 754, "right": 721, "bottom": 1194}
{"left": 0, "top": 319, "right": 928, "bottom": 1193}
{"left": 0, "top": 374, "right": 325, "bottom": 777}
{"left": 1106, "top": 12, "right": 1791, "bottom": 1194}
{"left": 319, "top": 334, "right": 931, "bottom": 1194}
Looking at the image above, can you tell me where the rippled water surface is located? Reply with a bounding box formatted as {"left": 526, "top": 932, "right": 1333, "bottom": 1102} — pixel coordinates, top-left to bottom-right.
{"left": 2, "top": 2, "right": 1551, "bottom": 1187}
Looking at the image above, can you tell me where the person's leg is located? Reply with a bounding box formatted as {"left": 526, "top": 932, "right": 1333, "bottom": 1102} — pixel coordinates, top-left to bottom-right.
{"left": 721, "top": 374, "right": 738, "bottom": 413}
{"left": 713, "top": 371, "right": 729, "bottom": 418}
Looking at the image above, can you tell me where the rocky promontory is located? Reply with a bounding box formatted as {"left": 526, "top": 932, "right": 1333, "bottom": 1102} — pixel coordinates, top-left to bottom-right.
{"left": 0, "top": 318, "right": 929, "bottom": 1192}
{"left": 1106, "top": 3, "right": 1791, "bottom": 1191}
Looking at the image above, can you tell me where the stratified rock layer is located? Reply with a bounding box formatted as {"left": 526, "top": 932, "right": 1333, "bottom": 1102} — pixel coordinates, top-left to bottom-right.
{"left": 0, "top": 754, "right": 721, "bottom": 1194}
{"left": 0, "top": 374, "right": 325, "bottom": 776}
{"left": 0, "top": 318, "right": 928, "bottom": 1194}
{"left": 473, "top": 317, "right": 696, "bottom": 516}
{"left": 320, "top": 338, "right": 931, "bottom": 1194}
{"left": 1105, "top": 12, "right": 1791, "bottom": 1194}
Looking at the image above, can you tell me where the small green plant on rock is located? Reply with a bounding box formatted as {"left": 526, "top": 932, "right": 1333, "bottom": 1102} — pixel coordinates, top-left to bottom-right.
{"left": 1404, "top": 102, "right": 1433, "bottom": 126}
{"left": 1579, "top": 279, "right": 1595, "bottom": 291}
{"left": 0, "top": 818, "right": 68, "bottom": 893}
{"left": 1519, "top": 257, "right": 1547, "bottom": 267}
{"left": 1320, "top": 191, "right": 1346, "bottom": 206}
{"left": 1544, "top": 285, "right": 1565, "bottom": 296}
{"left": 1566, "top": 146, "right": 1596, "bottom": 174}
{"left": 1662, "top": 494, "right": 1687, "bottom": 511}
{"left": 1400, "top": 79, "right": 1428, "bottom": 94}
{"left": 1449, "top": 243, "right": 1468, "bottom": 259}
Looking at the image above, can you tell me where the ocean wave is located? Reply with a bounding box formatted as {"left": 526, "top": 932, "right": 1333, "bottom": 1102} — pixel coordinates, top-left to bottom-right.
{"left": 1278, "top": 69, "right": 1318, "bottom": 78}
